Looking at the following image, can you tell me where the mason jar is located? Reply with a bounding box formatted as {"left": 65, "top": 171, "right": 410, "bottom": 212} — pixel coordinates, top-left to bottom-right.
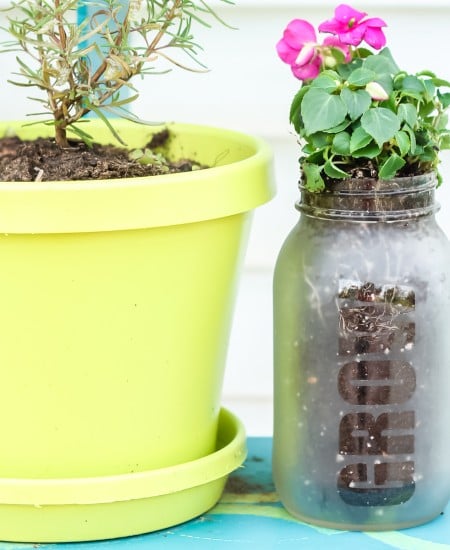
{"left": 273, "top": 173, "right": 450, "bottom": 530}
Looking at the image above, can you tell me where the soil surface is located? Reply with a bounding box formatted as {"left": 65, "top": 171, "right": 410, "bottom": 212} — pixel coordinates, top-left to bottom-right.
{"left": 0, "top": 130, "right": 202, "bottom": 182}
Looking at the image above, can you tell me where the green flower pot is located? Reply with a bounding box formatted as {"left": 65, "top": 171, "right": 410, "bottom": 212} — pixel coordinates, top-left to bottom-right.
{"left": 0, "top": 120, "right": 274, "bottom": 541}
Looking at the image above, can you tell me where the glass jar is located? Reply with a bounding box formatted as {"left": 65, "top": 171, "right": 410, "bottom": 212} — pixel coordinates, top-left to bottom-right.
{"left": 273, "top": 173, "right": 450, "bottom": 530}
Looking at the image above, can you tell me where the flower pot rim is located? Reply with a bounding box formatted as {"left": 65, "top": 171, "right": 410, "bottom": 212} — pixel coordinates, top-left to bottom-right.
{"left": 0, "top": 120, "right": 275, "bottom": 233}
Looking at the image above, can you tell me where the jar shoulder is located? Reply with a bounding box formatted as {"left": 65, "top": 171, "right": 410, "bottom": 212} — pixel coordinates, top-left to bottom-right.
{"left": 274, "top": 216, "right": 450, "bottom": 285}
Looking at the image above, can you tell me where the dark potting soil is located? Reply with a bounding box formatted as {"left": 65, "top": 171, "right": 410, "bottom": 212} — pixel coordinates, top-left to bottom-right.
{"left": 0, "top": 129, "right": 203, "bottom": 182}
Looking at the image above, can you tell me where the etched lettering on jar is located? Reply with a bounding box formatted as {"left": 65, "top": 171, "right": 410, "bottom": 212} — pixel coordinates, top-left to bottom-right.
{"left": 336, "top": 281, "right": 416, "bottom": 506}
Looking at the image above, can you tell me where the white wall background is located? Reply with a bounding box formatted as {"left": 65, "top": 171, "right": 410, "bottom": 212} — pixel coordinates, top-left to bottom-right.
{"left": 1, "top": 1, "right": 449, "bottom": 434}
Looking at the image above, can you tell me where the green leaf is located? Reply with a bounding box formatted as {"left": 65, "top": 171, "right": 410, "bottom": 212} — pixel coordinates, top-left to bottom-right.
{"left": 440, "top": 134, "right": 450, "bottom": 150}
{"left": 351, "top": 142, "right": 382, "bottom": 159}
{"left": 350, "top": 126, "right": 372, "bottom": 153}
{"left": 84, "top": 101, "right": 126, "bottom": 145}
{"left": 435, "top": 113, "right": 449, "bottom": 130}
{"left": 303, "top": 150, "right": 326, "bottom": 165}
{"left": 329, "top": 47, "right": 346, "bottom": 64}
{"left": 404, "top": 125, "right": 417, "bottom": 154}
{"left": 289, "top": 85, "right": 309, "bottom": 132}
{"left": 393, "top": 72, "right": 407, "bottom": 89}
{"left": 379, "top": 153, "right": 406, "bottom": 179}
{"left": 324, "top": 159, "right": 348, "bottom": 179}
{"left": 302, "top": 143, "right": 316, "bottom": 155}
{"left": 353, "top": 47, "right": 373, "bottom": 59}
{"left": 302, "top": 163, "right": 325, "bottom": 192}
{"left": 106, "top": 93, "right": 140, "bottom": 108}
{"left": 332, "top": 132, "right": 351, "bottom": 155}
{"left": 301, "top": 89, "right": 348, "bottom": 135}
{"left": 417, "top": 146, "right": 438, "bottom": 162}
{"left": 378, "top": 94, "right": 396, "bottom": 112}
{"left": 412, "top": 144, "right": 425, "bottom": 155}
{"left": 401, "top": 75, "right": 425, "bottom": 93}
{"left": 326, "top": 119, "right": 352, "bottom": 133}
{"left": 320, "top": 70, "right": 342, "bottom": 80}
{"left": 337, "top": 58, "right": 363, "bottom": 80}
{"left": 400, "top": 90, "right": 423, "bottom": 102}
{"left": 438, "top": 91, "right": 450, "bottom": 109}
{"left": 347, "top": 68, "right": 377, "bottom": 87}
{"left": 363, "top": 48, "right": 400, "bottom": 75}
{"left": 361, "top": 107, "right": 401, "bottom": 147}
{"left": 341, "top": 88, "right": 372, "bottom": 120}
{"left": 100, "top": 105, "right": 162, "bottom": 126}
{"left": 129, "top": 149, "right": 144, "bottom": 161}
{"left": 431, "top": 77, "right": 450, "bottom": 87}
{"left": 423, "top": 79, "right": 436, "bottom": 100}
{"left": 418, "top": 100, "right": 436, "bottom": 117}
{"left": 398, "top": 103, "right": 418, "bottom": 127}
{"left": 417, "top": 70, "right": 437, "bottom": 78}
{"left": 309, "top": 132, "right": 329, "bottom": 148}
{"left": 310, "top": 74, "right": 340, "bottom": 93}
{"left": 67, "top": 124, "right": 94, "bottom": 146}
{"left": 6, "top": 79, "right": 35, "bottom": 88}
{"left": 415, "top": 130, "right": 428, "bottom": 146}
{"left": 394, "top": 131, "right": 411, "bottom": 156}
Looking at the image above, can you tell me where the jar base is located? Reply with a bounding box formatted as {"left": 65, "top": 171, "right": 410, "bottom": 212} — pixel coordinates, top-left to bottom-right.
{"left": 281, "top": 502, "right": 444, "bottom": 532}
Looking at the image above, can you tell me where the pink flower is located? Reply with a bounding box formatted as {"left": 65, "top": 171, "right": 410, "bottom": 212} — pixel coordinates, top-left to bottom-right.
{"left": 276, "top": 20, "right": 352, "bottom": 80}
{"left": 318, "top": 4, "right": 387, "bottom": 49}
{"left": 276, "top": 19, "right": 321, "bottom": 80}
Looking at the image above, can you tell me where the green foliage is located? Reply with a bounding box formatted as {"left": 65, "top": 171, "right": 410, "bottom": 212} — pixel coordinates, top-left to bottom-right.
{"left": 129, "top": 147, "right": 170, "bottom": 171}
{"left": 290, "top": 47, "right": 450, "bottom": 191}
{"left": 0, "top": 0, "right": 231, "bottom": 147}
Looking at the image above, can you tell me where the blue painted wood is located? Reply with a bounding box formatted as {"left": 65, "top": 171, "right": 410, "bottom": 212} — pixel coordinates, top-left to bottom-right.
{"left": 0, "top": 438, "right": 448, "bottom": 549}
{"left": 76, "top": 0, "right": 128, "bottom": 115}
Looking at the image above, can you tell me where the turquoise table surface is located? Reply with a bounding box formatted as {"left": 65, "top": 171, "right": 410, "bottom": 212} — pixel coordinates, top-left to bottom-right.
{"left": 1, "top": 438, "right": 449, "bottom": 549}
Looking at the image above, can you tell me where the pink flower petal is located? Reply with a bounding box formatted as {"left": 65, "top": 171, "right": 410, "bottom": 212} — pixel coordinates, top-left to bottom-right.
{"left": 334, "top": 4, "right": 367, "bottom": 24}
{"left": 364, "top": 17, "right": 387, "bottom": 29}
{"left": 338, "top": 25, "right": 366, "bottom": 46}
{"left": 283, "top": 19, "right": 317, "bottom": 49}
{"left": 292, "top": 56, "right": 321, "bottom": 80}
{"left": 318, "top": 19, "right": 342, "bottom": 35}
{"left": 362, "top": 25, "right": 387, "bottom": 49}
{"left": 276, "top": 38, "right": 299, "bottom": 64}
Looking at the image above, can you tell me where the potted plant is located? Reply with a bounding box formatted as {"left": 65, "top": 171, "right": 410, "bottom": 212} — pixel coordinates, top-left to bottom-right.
{"left": 0, "top": 0, "right": 274, "bottom": 542}
{"left": 273, "top": 4, "right": 450, "bottom": 531}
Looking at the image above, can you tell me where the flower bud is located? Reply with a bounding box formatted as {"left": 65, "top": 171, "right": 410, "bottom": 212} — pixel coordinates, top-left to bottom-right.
{"left": 365, "top": 81, "right": 389, "bottom": 101}
{"left": 103, "top": 57, "right": 125, "bottom": 81}
{"left": 128, "top": 0, "right": 146, "bottom": 23}
{"left": 323, "top": 55, "right": 337, "bottom": 68}
{"left": 55, "top": 65, "right": 71, "bottom": 86}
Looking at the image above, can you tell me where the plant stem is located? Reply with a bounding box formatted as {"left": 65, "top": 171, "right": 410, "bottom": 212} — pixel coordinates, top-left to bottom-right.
{"left": 2, "top": 0, "right": 227, "bottom": 147}
{"left": 66, "top": 0, "right": 183, "bottom": 128}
